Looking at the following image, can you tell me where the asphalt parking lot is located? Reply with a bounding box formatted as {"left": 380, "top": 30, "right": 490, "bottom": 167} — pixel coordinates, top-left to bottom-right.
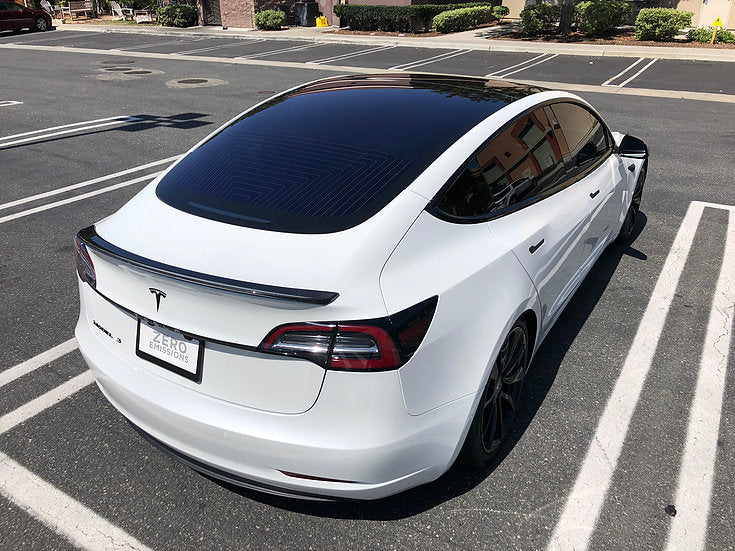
{"left": 1, "top": 28, "right": 734, "bottom": 551}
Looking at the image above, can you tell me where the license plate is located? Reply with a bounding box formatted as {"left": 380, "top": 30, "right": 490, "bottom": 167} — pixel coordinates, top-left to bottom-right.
{"left": 136, "top": 319, "right": 203, "bottom": 382}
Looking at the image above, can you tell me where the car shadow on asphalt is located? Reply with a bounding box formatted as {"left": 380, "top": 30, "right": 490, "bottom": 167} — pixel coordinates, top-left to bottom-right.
{"left": 210, "top": 213, "right": 649, "bottom": 519}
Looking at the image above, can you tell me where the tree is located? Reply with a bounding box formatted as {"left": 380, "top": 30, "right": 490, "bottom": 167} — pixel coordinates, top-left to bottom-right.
{"left": 557, "top": 0, "right": 574, "bottom": 34}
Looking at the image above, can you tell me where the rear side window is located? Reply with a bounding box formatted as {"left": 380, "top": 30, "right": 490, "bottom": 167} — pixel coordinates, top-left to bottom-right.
{"left": 549, "top": 102, "right": 609, "bottom": 174}
{"left": 436, "top": 107, "right": 566, "bottom": 219}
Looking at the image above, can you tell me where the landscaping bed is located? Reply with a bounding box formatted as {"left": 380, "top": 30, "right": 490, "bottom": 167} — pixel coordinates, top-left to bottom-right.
{"left": 492, "top": 29, "right": 735, "bottom": 49}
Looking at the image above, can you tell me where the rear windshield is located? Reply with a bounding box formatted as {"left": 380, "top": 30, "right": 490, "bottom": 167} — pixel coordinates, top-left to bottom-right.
{"left": 156, "top": 77, "right": 527, "bottom": 234}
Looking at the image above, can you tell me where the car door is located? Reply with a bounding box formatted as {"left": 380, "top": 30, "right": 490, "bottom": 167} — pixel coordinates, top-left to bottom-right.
{"left": 549, "top": 102, "right": 624, "bottom": 266}
{"left": 1, "top": 2, "right": 31, "bottom": 30}
{"left": 0, "top": 2, "right": 11, "bottom": 30}
{"left": 433, "top": 106, "right": 593, "bottom": 327}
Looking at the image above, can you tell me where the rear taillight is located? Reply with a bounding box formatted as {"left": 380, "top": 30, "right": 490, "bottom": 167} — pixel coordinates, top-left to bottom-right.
{"left": 74, "top": 236, "right": 96, "bottom": 288}
{"left": 260, "top": 296, "right": 438, "bottom": 371}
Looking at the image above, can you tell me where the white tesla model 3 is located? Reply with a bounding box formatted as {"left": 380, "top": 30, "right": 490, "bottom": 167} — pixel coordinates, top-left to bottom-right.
{"left": 75, "top": 74, "right": 648, "bottom": 500}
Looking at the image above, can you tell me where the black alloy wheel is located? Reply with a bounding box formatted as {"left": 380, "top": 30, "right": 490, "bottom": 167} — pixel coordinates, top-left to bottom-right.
{"left": 618, "top": 161, "right": 647, "bottom": 242}
{"left": 459, "top": 319, "right": 529, "bottom": 468}
{"left": 34, "top": 17, "right": 49, "bottom": 31}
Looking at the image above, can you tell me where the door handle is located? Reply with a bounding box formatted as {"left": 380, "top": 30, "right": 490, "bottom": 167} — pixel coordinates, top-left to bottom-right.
{"left": 589, "top": 190, "right": 600, "bottom": 199}
{"left": 529, "top": 239, "right": 545, "bottom": 254}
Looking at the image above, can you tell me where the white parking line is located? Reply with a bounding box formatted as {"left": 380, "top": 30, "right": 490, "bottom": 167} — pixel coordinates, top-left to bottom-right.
{"left": 390, "top": 49, "right": 470, "bottom": 71}
{"left": 308, "top": 45, "right": 395, "bottom": 65}
{"left": 0, "top": 338, "right": 78, "bottom": 389}
{"left": 0, "top": 156, "right": 179, "bottom": 212}
{"left": 485, "top": 53, "right": 549, "bottom": 77}
{"left": 0, "top": 452, "right": 153, "bottom": 551}
{"left": 601, "top": 57, "right": 645, "bottom": 86}
{"left": 495, "top": 53, "right": 559, "bottom": 78}
{"left": 617, "top": 58, "right": 658, "bottom": 88}
{"left": 174, "top": 38, "right": 265, "bottom": 55}
{"left": 0, "top": 172, "right": 161, "bottom": 225}
{"left": 0, "top": 100, "right": 23, "bottom": 108}
{"left": 121, "top": 37, "right": 209, "bottom": 51}
{"left": 236, "top": 42, "right": 321, "bottom": 59}
{"left": 0, "top": 115, "right": 140, "bottom": 149}
{"left": 0, "top": 116, "right": 133, "bottom": 142}
{"left": 0, "top": 364, "right": 151, "bottom": 551}
{"left": 666, "top": 206, "right": 735, "bottom": 551}
{"left": 547, "top": 200, "right": 706, "bottom": 551}
{"left": 0, "top": 372, "right": 94, "bottom": 436}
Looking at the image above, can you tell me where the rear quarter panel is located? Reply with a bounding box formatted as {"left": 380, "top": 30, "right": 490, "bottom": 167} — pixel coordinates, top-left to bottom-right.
{"left": 380, "top": 211, "right": 539, "bottom": 416}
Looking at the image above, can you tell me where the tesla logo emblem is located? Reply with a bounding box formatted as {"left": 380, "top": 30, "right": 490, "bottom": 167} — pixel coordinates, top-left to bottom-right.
{"left": 149, "top": 288, "right": 167, "bottom": 311}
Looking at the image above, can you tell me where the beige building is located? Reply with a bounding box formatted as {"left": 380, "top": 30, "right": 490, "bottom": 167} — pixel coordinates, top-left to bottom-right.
{"left": 503, "top": 0, "right": 734, "bottom": 29}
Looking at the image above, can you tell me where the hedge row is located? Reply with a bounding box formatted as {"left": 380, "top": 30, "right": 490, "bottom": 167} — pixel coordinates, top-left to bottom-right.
{"left": 157, "top": 4, "right": 197, "bottom": 27}
{"left": 254, "top": 9, "right": 285, "bottom": 30}
{"left": 433, "top": 6, "right": 494, "bottom": 34}
{"left": 687, "top": 26, "right": 735, "bottom": 44}
{"left": 333, "top": 3, "right": 493, "bottom": 33}
{"left": 575, "top": 0, "right": 630, "bottom": 36}
{"left": 634, "top": 7, "right": 693, "bottom": 41}
{"left": 519, "top": 3, "right": 560, "bottom": 35}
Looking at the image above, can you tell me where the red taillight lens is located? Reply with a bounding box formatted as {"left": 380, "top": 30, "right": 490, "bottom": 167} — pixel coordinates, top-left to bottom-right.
{"left": 74, "top": 236, "right": 96, "bottom": 288}
{"left": 260, "top": 296, "right": 438, "bottom": 372}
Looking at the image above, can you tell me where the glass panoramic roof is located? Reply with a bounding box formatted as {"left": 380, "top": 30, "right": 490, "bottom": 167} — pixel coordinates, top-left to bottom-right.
{"left": 156, "top": 74, "right": 543, "bottom": 234}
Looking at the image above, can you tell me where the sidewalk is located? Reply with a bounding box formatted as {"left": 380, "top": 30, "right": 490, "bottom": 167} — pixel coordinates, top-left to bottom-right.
{"left": 55, "top": 21, "right": 735, "bottom": 62}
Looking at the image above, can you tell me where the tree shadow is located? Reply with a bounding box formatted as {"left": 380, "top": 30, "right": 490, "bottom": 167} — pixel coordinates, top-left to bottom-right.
{"left": 207, "top": 212, "right": 649, "bottom": 519}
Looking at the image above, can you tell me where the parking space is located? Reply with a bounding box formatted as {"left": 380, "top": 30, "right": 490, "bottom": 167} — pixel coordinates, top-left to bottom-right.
{"left": 410, "top": 50, "right": 538, "bottom": 77}
{"left": 633, "top": 59, "right": 735, "bottom": 95}
{"left": 2, "top": 30, "right": 735, "bottom": 98}
{"left": 503, "top": 54, "right": 644, "bottom": 85}
{"left": 2, "top": 35, "right": 735, "bottom": 551}
{"left": 321, "top": 45, "right": 455, "bottom": 69}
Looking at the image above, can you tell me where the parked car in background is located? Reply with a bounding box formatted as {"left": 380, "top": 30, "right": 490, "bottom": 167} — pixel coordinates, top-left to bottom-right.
{"left": 0, "top": 1, "right": 52, "bottom": 32}
{"left": 75, "top": 74, "right": 648, "bottom": 500}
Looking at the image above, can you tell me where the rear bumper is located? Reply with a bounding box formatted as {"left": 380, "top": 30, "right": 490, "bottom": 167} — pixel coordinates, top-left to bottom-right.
{"left": 76, "top": 296, "right": 475, "bottom": 500}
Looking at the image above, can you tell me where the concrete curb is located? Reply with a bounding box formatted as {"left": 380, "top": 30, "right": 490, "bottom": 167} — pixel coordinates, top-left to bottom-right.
{"left": 52, "top": 23, "right": 735, "bottom": 62}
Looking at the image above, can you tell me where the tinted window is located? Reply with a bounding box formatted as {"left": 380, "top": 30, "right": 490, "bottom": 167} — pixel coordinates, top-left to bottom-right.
{"left": 2, "top": 2, "right": 24, "bottom": 10}
{"left": 155, "top": 76, "right": 534, "bottom": 234}
{"left": 436, "top": 108, "right": 566, "bottom": 219}
{"left": 549, "top": 102, "right": 608, "bottom": 173}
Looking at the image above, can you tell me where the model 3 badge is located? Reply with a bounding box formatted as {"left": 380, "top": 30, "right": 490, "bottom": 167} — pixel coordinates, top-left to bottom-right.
{"left": 149, "top": 288, "right": 167, "bottom": 311}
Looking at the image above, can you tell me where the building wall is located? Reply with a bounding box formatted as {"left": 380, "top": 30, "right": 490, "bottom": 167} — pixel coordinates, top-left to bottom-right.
{"left": 219, "top": 0, "right": 255, "bottom": 27}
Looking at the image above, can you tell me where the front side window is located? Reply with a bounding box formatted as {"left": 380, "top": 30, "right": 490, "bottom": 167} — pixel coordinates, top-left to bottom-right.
{"left": 436, "top": 107, "right": 566, "bottom": 219}
{"left": 549, "top": 102, "right": 609, "bottom": 175}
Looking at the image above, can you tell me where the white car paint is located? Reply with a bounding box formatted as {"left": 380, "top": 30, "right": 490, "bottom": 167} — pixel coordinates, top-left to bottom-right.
{"left": 75, "top": 77, "right": 645, "bottom": 499}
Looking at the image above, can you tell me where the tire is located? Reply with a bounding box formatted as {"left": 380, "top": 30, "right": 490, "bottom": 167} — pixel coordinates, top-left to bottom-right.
{"left": 617, "top": 161, "right": 647, "bottom": 243}
{"left": 458, "top": 318, "right": 529, "bottom": 469}
{"left": 33, "top": 17, "right": 49, "bottom": 32}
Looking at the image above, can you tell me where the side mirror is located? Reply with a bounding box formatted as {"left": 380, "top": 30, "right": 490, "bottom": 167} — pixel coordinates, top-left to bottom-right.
{"left": 616, "top": 134, "right": 648, "bottom": 159}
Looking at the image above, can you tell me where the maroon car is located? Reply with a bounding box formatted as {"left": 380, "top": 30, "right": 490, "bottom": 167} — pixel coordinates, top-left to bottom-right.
{"left": 0, "top": 1, "right": 52, "bottom": 32}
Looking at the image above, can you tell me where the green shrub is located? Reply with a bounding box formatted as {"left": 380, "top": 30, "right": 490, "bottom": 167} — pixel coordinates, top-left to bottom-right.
{"left": 433, "top": 6, "right": 494, "bottom": 33}
{"left": 254, "top": 9, "right": 285, "bottom": 30}
{"left": 519, "top": 3, "right": 560, "bottom": 36}
{"left": 686, "top": 26, "right": 735, "bottom": 44}
{"left": 634, "top": 8, "right": 693, "bottom": 41}
{"left": 157, "top": 4, "right": 197, "bottom": 27}
{"left": 492, "top": 5, "right": 509, "bottom": 22}
{"left": 575, "top": 0, "right": 630, "bottom": 36}
{"left": 333, "top": 3, "right": 493, "bottom": 33}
